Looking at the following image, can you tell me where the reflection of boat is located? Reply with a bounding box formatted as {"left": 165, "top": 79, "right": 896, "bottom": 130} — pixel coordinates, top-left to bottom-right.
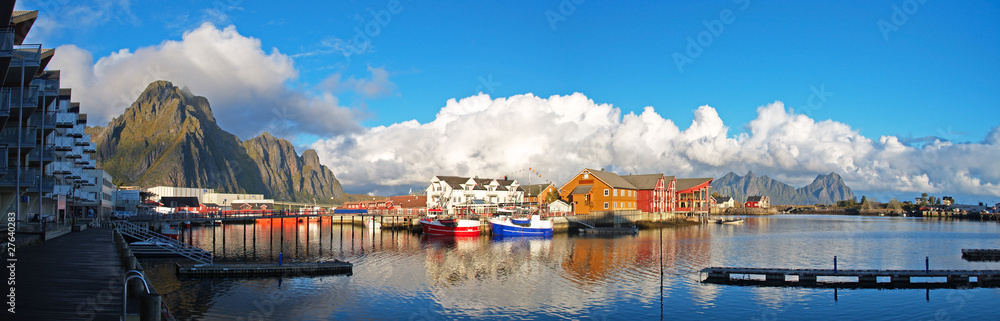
{"left": 365, "top": 216, "right": 382, "bottom": 229}
{"left": 490, "top": 215, "right": 554, "bottom": 236}
{"left": 159, "top": 223, "right": 180, "bottom": 239}
{"left": 420, "top": 217, "right": 481, "bottom": 236}
{"left": 717, "top": 219, "right": 744, "bottom": 225}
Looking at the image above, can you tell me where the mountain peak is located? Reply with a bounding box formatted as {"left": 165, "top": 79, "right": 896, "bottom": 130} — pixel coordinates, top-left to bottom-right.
{"left": 91, "top": 81, "right": 346, "bottom": 203}
{"left": 712, "top": 171, "right": 854, "bottom": 205}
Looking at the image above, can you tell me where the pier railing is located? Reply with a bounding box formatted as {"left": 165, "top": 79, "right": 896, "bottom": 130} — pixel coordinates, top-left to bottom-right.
{"left": 112, "top": 221, "right": 213, "bottom": 265}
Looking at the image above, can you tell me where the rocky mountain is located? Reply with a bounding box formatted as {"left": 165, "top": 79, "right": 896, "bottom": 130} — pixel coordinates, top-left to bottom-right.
{"left": 89, "top": 81, "right": 346, "bottom": 203}
{"left": 711, "top": 171, "right": 854, "bottom": 205}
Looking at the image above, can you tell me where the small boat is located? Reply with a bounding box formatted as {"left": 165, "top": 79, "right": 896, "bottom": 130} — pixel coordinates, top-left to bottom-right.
{"left": 365, "top": 216, "right": 382, "bottom": 229}
{"left": 159, "top": 223, "right": 180, "bottom": 239}
{"left": 419, "top": 217, "right": 480, "bottom": 236}
{"left": 490, "top": 215, "right": 554, "bottom": 236}
{"left": 717, "top": 219, "right": 744, "bottom": 225}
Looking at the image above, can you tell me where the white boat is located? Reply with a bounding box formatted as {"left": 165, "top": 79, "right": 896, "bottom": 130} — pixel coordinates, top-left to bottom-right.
{"left": 718, "top": 218, "right": 744, "bottom": 225}
{"left": 490, "top": 215, "right": 554, "bottom": 236}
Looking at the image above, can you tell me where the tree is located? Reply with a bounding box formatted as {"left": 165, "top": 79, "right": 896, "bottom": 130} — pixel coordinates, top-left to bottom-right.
{"left": 888, "top": 198, "right": 903, "bottom": 210}
{"left": 711, "top": 192, "right": 723, "bottom": 199}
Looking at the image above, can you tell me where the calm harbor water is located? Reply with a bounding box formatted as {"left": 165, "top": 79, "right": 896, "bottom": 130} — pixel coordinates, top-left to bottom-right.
{"left": 142, "top": 215, "right": 1000, "bottom": 320}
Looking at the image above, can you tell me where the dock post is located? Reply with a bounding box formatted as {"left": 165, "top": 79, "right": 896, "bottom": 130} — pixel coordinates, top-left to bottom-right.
{"left": 834, "top": 256, "right": 837, "bottom": 274}
{"left": 279, "top": 251, "right": 283, "bottom": 265}
{"left": 925, "top": 257, "right": 929, "bottom": 274}
{"left": 139, "top": 293, "right": 162, "bottom": 321}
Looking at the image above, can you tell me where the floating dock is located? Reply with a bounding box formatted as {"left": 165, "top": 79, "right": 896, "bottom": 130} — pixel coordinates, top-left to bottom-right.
{"left": 177, "top": 261, "right": 353, "bottom": 278}
{"left": 962, "top": 249, "right": 1000, "bottom": 261}
{"left": 701, "top": 267, "right": 1000, "bottom": 288}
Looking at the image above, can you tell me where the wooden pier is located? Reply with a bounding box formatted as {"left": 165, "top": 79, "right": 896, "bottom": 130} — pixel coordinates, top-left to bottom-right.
{"left": 701, "top": 267, "right": 1000, "bottom": 288}
{"left": 176, "top": 261, "right": 353, "bottom": 278}
{"left": 962, "top": 249, "right": 1000, "bottom": 261}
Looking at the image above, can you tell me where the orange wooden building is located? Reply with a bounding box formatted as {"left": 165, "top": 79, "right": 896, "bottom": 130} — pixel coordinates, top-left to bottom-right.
{"left": 558, "top": 169, "right": 638, "bottom": 214}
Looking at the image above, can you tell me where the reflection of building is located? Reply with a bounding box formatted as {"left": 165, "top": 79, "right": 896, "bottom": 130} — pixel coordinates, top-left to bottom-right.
{"left": 744, "top": 196, "right": 769, "bottom": 208}
{"left": 425, "top": 176, "right": 522, "bottom": 214}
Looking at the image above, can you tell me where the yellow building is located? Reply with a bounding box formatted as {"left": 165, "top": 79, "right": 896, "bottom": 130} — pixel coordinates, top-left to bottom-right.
{"left": 558, "top": 169, "right": 638, "bottom": 214}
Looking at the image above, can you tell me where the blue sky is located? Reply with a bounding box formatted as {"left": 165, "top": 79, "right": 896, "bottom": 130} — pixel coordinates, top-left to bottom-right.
{"left": 18, "top": 0, "right": 1000, "bottom": 201}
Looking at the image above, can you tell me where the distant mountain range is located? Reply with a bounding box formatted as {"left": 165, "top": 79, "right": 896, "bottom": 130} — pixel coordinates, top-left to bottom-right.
{"left": 711, "top": 171, "right": 855, "bottom": 205}
{"left": 86, "top": 81, "right": 347, "bottom": 203}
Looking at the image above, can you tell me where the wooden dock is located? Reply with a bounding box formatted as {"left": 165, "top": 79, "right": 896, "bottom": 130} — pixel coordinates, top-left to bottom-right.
{"left": 701, "top": 267, "right": 1000, "bottom": 288}
{"left": 176, "top": 261, "right": 353, "bottom": 278}
{"left": 962, "top": 249, "right": 1000, "bottom": 261}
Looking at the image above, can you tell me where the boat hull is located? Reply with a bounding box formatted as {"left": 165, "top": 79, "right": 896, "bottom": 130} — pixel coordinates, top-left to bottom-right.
{"left": 490, "top": 222, "right": 554, "bottom": 236}
{"left": 420, "top": 219, "right": 480, "bottom": 236}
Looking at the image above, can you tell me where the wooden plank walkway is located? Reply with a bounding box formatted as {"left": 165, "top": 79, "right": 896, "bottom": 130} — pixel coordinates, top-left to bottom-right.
{"left": 177, "top": 261, "right": 353, "bottom": 278}
{"left": 701, "top": 267, "right": 1000, "bottom": 288}
{"left": 6, "top": 228, "right": 124, "bottom": 321}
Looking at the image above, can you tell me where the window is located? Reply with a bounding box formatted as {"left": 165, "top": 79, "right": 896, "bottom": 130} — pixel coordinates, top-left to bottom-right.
{"left": 604, "top": 202, "right": 609, "bottom": 209}
{"left": 614, "top": 189, "right": 618, "bottom": 197}
{"left": 604, "top": 189, "right": 609, "bottom": 196}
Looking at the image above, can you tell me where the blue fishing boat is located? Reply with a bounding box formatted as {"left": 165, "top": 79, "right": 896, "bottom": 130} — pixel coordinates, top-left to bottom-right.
{"left": 490, "top": 215, "right": 554, "bottom": 236}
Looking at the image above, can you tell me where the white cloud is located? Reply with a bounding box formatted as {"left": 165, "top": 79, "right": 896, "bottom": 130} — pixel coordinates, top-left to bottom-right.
{"left": 48, "top": 23, "right": 365, "bottom": 139}
{"left": 312, "top": 94, "right": 1000, "bottom": 198}
{"left": 319, "top": 65, "right": 397, "bottom": 98}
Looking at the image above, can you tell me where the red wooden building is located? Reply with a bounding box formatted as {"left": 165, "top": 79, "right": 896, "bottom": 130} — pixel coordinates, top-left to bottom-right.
{"left": 621, "top": 174, "right": 676, "bottom": 213}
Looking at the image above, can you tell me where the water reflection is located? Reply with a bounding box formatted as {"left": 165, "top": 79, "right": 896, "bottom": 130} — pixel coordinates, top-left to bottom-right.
{"left": 141, "top": 215, "right": 1000, "bottom": 320}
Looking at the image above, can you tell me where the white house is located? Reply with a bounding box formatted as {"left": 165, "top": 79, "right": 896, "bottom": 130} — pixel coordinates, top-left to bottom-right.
{"left": 426, "top": 176, "right": 523, "bottom": 214}
{"left": 548, "top": 199, "right": 572, "bottom": 214}
{"left": 713, "top": 196, "right": 735, "bottom": 209}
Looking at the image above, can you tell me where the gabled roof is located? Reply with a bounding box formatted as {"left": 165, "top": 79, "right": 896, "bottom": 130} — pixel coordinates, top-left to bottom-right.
{"left": 620, "top": 174, "right": 663, "bottom": 190}
{"left": 713, "top": 196, "right": 733, "bottom": 203}
{"left": 571, "top": 185, "right": 593, "bottom": 194}
{"left": 520, "top": 183, "right": 554, "bottom": 195}
{"left": 434, "top": 176, "right": 470, "bottom": 189}
{"left": 746, "top": 196, "right": 766, "bottom": 202}
{"left": 675, "top": 178, "right": 713, "bottom": 192}
{"left": 586, "top": 168, "right": 637, "bottom": 189}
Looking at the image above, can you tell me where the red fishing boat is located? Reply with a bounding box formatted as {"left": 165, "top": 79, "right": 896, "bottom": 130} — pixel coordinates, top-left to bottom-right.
{"left": 419, "top": 217, "right": 481, "bottom": 236}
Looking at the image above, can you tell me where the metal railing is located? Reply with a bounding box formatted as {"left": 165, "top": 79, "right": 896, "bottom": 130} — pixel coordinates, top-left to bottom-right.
{"left": 112, "top": 221, "right": 213, "bottom": 265}
{"left": 0, "top": 128, "right": 36, "bottom": 145}
{"left": 0, "top": 168, "right": 36, "bottom": 185}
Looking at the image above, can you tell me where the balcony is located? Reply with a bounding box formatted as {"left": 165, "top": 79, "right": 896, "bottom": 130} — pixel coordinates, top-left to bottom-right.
{"left": 0, "top": 128, "right": 36, "bottom": 146}
{"left": 0, "top": 168, "right": 36, "bottom": 186}
{"left": 66, "top": 167, "right": 82, "bottom": 179}
{"left": 0, "top": 86, "right": 40, "bottom": 112}
{"left": 50, "top": 162, "right": 71, "bottom": 175}
{"left": 66, "top": 126, "right": 83, "bottom": 138}
{"left": 27, "top": 180, "right": 55, "bottom": 193}
{"left": 27, "top": 111, "right": 55, "bottom": 129}
{"left": 66, "top": 146, "right": 83, "bottom": 159}
{"left": 76, "top": 134, "right": 91, "bottom": 146}
{"left": 46, "top": 184, "right": 73, "bottom": 199}
{"left": 54, "top": 136, "right": 73, "bottom": 151}
{"left": 83, "top": 144, "right": 96, "bottom": 153}
{"left": 6, "top": 44, "right": 42, "bottom": 87}
{"left": 55, "top": 112, "right": 74, "bottom": 128}
{"left": 82, "top": 160, "right": 96, "bottom": 169}
{"left": 27, "top": 146, "right": 55, "bottom": 165}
